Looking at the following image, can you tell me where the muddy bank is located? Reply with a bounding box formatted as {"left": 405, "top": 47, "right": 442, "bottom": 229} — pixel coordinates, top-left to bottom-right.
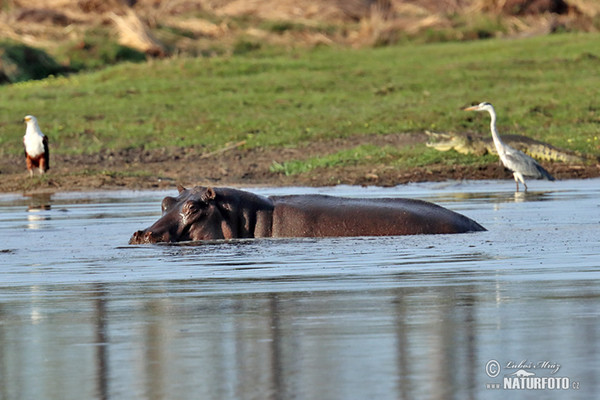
{"left": 1, "top": 132, "right": 598, "bottom": 193}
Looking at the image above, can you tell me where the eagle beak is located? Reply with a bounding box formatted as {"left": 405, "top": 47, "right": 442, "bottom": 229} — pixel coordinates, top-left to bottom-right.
{"left": 463, "top": 105, "right": 479, "bottom": 111}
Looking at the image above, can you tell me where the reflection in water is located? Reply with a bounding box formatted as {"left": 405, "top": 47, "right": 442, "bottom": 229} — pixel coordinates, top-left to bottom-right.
{"left": 1, "top": 281, "right": 598, "bottom": 399}
{"left": 94, "top": 284, "right": 109, "bottom": 400}
{"left": 432, "top": 190, "right": 552, "bottom": 205}
{"left": 0, "top": 180, "right": 599, "bottom": 399}
{"left": 25, "top": 192, "right": 52, "bottom": 211}
{"left": 25, "top": 192, "right": 52, "bottom": 230}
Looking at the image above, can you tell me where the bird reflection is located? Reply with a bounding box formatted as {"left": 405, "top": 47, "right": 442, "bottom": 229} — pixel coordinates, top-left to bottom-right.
{"left": 26, "top": 192, "right": 52, "bottom": 229}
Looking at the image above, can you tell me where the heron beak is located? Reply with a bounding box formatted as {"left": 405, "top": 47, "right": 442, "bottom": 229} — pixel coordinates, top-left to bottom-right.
{"left": 463, "top": 105, "right": 479, "bottom": 111}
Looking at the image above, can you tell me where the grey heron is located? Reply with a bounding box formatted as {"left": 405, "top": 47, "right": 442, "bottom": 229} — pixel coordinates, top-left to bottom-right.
{"left": 464, "top": 102, "right": 555, "bottom": 191}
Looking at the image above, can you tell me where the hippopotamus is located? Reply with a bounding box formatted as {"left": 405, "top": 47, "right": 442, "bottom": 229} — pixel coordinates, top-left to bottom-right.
{"left": 129, "top": 186, "right": 485, "bottom": 244}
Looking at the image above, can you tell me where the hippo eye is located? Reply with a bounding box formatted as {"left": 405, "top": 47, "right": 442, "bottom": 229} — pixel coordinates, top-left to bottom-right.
{"left": 180, "top": 200, "right": 202, "bottom": 225}
{"left": 161, "top": 196, "right": 177, "bottom": 214}
{"left": 182, "top": 200, "right": 200, "bottom": 215}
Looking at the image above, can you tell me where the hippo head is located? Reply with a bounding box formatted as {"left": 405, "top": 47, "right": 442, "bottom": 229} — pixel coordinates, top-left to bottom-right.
{"left": 129, "top": 185, "right": 237, "bottom": 244}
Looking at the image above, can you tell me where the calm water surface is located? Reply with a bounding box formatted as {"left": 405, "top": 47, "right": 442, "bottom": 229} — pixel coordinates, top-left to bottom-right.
{"left": 0, "top": 179, "right": 599, "bottom": 400}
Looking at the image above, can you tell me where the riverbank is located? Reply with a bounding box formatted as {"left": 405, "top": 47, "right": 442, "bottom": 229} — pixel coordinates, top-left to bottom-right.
{"left": 2, "top": 34, "right": 599, "bottom": 194}
{"left": 2, "top": 132, "right": 598, "bottom": 193}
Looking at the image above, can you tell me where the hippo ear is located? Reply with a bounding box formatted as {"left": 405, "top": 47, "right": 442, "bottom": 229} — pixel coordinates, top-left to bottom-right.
{"left": 201, "top": 187, "right": 216, "bottom": 203}
{"left": 176, "top": 184, "right": 186, "bottom": 194}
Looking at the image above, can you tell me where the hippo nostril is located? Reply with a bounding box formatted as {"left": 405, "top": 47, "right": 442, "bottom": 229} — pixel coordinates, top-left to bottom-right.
{"left": 138, "top": 230, "right": 167, "bottom": 244}
{"left": 129, "top": 230, "right": 146, "bottom": 244}
{"left": 129, "top": 230, "right": 170, "bottom": 244}
{"left": 143, "top": 231, "right": 155, "bottom": 243}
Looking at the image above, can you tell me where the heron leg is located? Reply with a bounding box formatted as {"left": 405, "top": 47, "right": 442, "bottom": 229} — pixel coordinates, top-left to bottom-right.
{"left": 513, "top": 172, "right": 527, "bottom": 192}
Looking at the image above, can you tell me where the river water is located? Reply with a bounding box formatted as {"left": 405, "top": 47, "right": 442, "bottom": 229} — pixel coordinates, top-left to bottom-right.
{"left": 0, "top": 179, "right": 599, "bottom": 400}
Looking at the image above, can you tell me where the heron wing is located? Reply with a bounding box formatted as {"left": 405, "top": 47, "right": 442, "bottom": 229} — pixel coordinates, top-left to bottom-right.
{"left": 503, "top": 148, "right": 554, "bottom": 180}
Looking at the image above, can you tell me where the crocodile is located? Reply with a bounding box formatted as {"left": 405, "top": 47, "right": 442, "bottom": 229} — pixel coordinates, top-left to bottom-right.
{"left": 425, "top": 130, "right": 596, "bottom": 163}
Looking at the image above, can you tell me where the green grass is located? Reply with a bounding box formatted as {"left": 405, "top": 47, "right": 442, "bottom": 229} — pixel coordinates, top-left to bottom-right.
{"left": 270, "top": 144, "right": 496, "bottom": 175}
{"left": 1, "top": 33, "right": 599, "bottom": 170}
{"left": 0, "top": 41, "right": 68, "bottom": 83}
{"left": 55, "top": 36, "right": 147, "bottom": 71}
{"left": 270, "top": 144, "right": 391, "bottom": 175}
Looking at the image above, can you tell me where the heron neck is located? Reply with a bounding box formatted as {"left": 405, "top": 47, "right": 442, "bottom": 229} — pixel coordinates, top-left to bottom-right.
{"left": 488, "top": 110, "right": 505, "bottom": 154}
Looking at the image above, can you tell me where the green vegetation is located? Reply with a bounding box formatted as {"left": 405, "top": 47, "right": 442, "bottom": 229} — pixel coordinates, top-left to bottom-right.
{"left": 270, "top": 144, "right": 496, "bottom": 176}
{"left": 0, "top": 41, "right": 68, "bottom": 83}
{"left": 1, "top": 33, "right": 599, "bottom": 174}
{"left": 55, "top": 36, "right": 147, "bottom": 71}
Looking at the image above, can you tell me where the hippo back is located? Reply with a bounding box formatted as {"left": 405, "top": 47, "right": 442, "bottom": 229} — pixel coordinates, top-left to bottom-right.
{"left": 269, "top": 195, "right": 484, "bottom": 237}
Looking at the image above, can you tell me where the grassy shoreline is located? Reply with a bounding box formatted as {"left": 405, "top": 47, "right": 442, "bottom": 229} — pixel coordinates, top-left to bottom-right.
{"left": 1, "top": 33, "right": 599, "bottom": 191}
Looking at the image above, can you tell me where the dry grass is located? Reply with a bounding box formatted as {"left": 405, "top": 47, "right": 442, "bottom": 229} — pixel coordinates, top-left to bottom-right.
{"left": 109, "top": 10, "right": 166, "bottom": 56}
{"left": 566, "top": 0, "right": 600, "bottom": 17}
{"left": 1, "top": 0, "right": 599, "bottom": 60}
{"left": 469, "top": 0, "right": 600, "bottom": 15}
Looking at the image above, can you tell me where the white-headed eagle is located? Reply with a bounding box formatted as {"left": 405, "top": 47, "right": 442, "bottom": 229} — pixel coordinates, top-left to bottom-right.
{"left": 23, "top": 115, "right": 49, "bottom": 177}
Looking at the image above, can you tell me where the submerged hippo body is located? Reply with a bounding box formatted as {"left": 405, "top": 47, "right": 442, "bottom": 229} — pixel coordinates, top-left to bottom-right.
{"left": 129, "top": 186, "right": 485, "bottom": 244}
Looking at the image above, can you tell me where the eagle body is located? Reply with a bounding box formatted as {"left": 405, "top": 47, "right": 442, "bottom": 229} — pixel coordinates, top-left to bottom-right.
{"left": 23, "top": 115, "right": 49, "bottom": 176}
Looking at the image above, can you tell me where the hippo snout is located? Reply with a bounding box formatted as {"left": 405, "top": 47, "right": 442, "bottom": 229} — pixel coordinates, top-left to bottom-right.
{"left": 129, "top": 230, "right": 167, "bottom": 244}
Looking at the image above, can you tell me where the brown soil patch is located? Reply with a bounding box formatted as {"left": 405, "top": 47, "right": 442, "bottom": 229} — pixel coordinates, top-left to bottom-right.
{"left": 2, "top": 132, "right": 598, "bottom": 193}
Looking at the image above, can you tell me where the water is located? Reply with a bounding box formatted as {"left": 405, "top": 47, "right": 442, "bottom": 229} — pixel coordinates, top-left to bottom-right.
{"left": 0, "top": 179, "right": 599, "bottom": 400}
